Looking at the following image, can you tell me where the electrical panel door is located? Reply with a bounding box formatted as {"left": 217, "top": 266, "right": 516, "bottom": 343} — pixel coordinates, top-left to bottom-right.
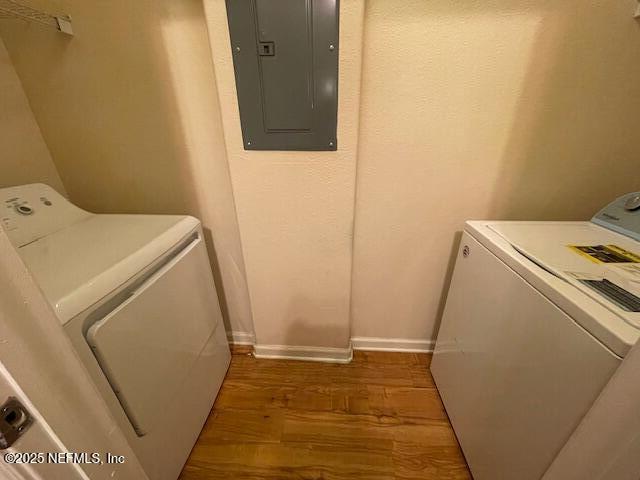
{"left": 226, "top": 0, "right": 339, "bottom": 151}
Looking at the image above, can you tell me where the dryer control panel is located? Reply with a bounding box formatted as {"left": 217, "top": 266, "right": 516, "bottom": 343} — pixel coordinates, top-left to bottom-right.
{"left": 0, "top": 184, "right": 90, "bottom": 247}
{"left": 592, "top": 192, "right": 640, "bottom": 243}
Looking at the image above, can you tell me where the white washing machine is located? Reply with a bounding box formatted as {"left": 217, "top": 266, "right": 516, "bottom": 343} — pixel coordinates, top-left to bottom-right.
{"left": 0, "top": 184, "right": 231, "bottom": 480}
{"left": 431, "top": 192, "right": 640, "bottom": 480}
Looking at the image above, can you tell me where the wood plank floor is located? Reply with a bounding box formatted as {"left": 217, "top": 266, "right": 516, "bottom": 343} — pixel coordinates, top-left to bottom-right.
{"left": 178, "top": 347, "right": 471, "bottom": 480}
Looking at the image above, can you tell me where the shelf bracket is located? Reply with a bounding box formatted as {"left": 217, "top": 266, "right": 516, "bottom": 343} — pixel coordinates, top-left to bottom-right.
{"left": 0, "top": 0, "right": 73, "bottom": 36}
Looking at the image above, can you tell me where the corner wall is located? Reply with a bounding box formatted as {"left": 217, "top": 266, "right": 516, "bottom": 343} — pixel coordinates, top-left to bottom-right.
{"left": 5, "top": 0, "right": 640, "bottom": 353}
{"left": 0, "top": 0, "right": 254, "bottom": 338}
{"left": 203, "top": 0, "right": 365, "bottom": 350}
{"left": 0, "top": 37, "right": 64, "bottom": 193}
{"left": 351, "top": 0, "right": 640, "bottom": 343}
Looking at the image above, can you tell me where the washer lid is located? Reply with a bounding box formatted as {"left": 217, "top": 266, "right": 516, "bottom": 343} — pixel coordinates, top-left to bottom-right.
{"left": 18, "top": 214, "right": 199, "bottom": 324}
{"left": 482, "top": 221, "right": 640, "bottom": 354}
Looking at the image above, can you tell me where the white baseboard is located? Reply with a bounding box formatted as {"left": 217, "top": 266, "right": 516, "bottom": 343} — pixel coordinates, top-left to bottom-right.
{"left": 253, "top": 343, "right": 353, "bottom": 364}
{"left": 226, "top": 330, "right": 256, "bottom": 345}
{"left": 227, "top": 333, "right": 433, "bottom": 359}
{"left": 351, "top": 336, "right": 434, "bottom": 353}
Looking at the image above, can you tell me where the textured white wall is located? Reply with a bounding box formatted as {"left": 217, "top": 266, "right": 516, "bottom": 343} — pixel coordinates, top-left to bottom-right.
{"left": 4, "top": 0, "right": 640, "bottom": 351}
{"left": 203, "top": 0, "right": 365, "bottom": 349}
{"left": 0, "top": 0, "right": 254, "bottom": 338}
{"left": 0, "top": 38, "right": 64, "bottom": 193}
{"left": 352, "top": 0, "right": 640, "bottom": 341}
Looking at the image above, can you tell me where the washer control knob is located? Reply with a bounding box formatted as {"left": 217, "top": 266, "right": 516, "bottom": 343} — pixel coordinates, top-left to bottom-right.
{"left": 624, "top": 194, "right": 640, "bottom": 211}
{"left": 15, "top": 204, "right": 34, "bottom": 216}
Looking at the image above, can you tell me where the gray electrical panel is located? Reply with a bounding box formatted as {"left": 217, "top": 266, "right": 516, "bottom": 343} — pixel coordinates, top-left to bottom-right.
{"left": 225, "top": 0, "right": 339, "bottom": 151}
